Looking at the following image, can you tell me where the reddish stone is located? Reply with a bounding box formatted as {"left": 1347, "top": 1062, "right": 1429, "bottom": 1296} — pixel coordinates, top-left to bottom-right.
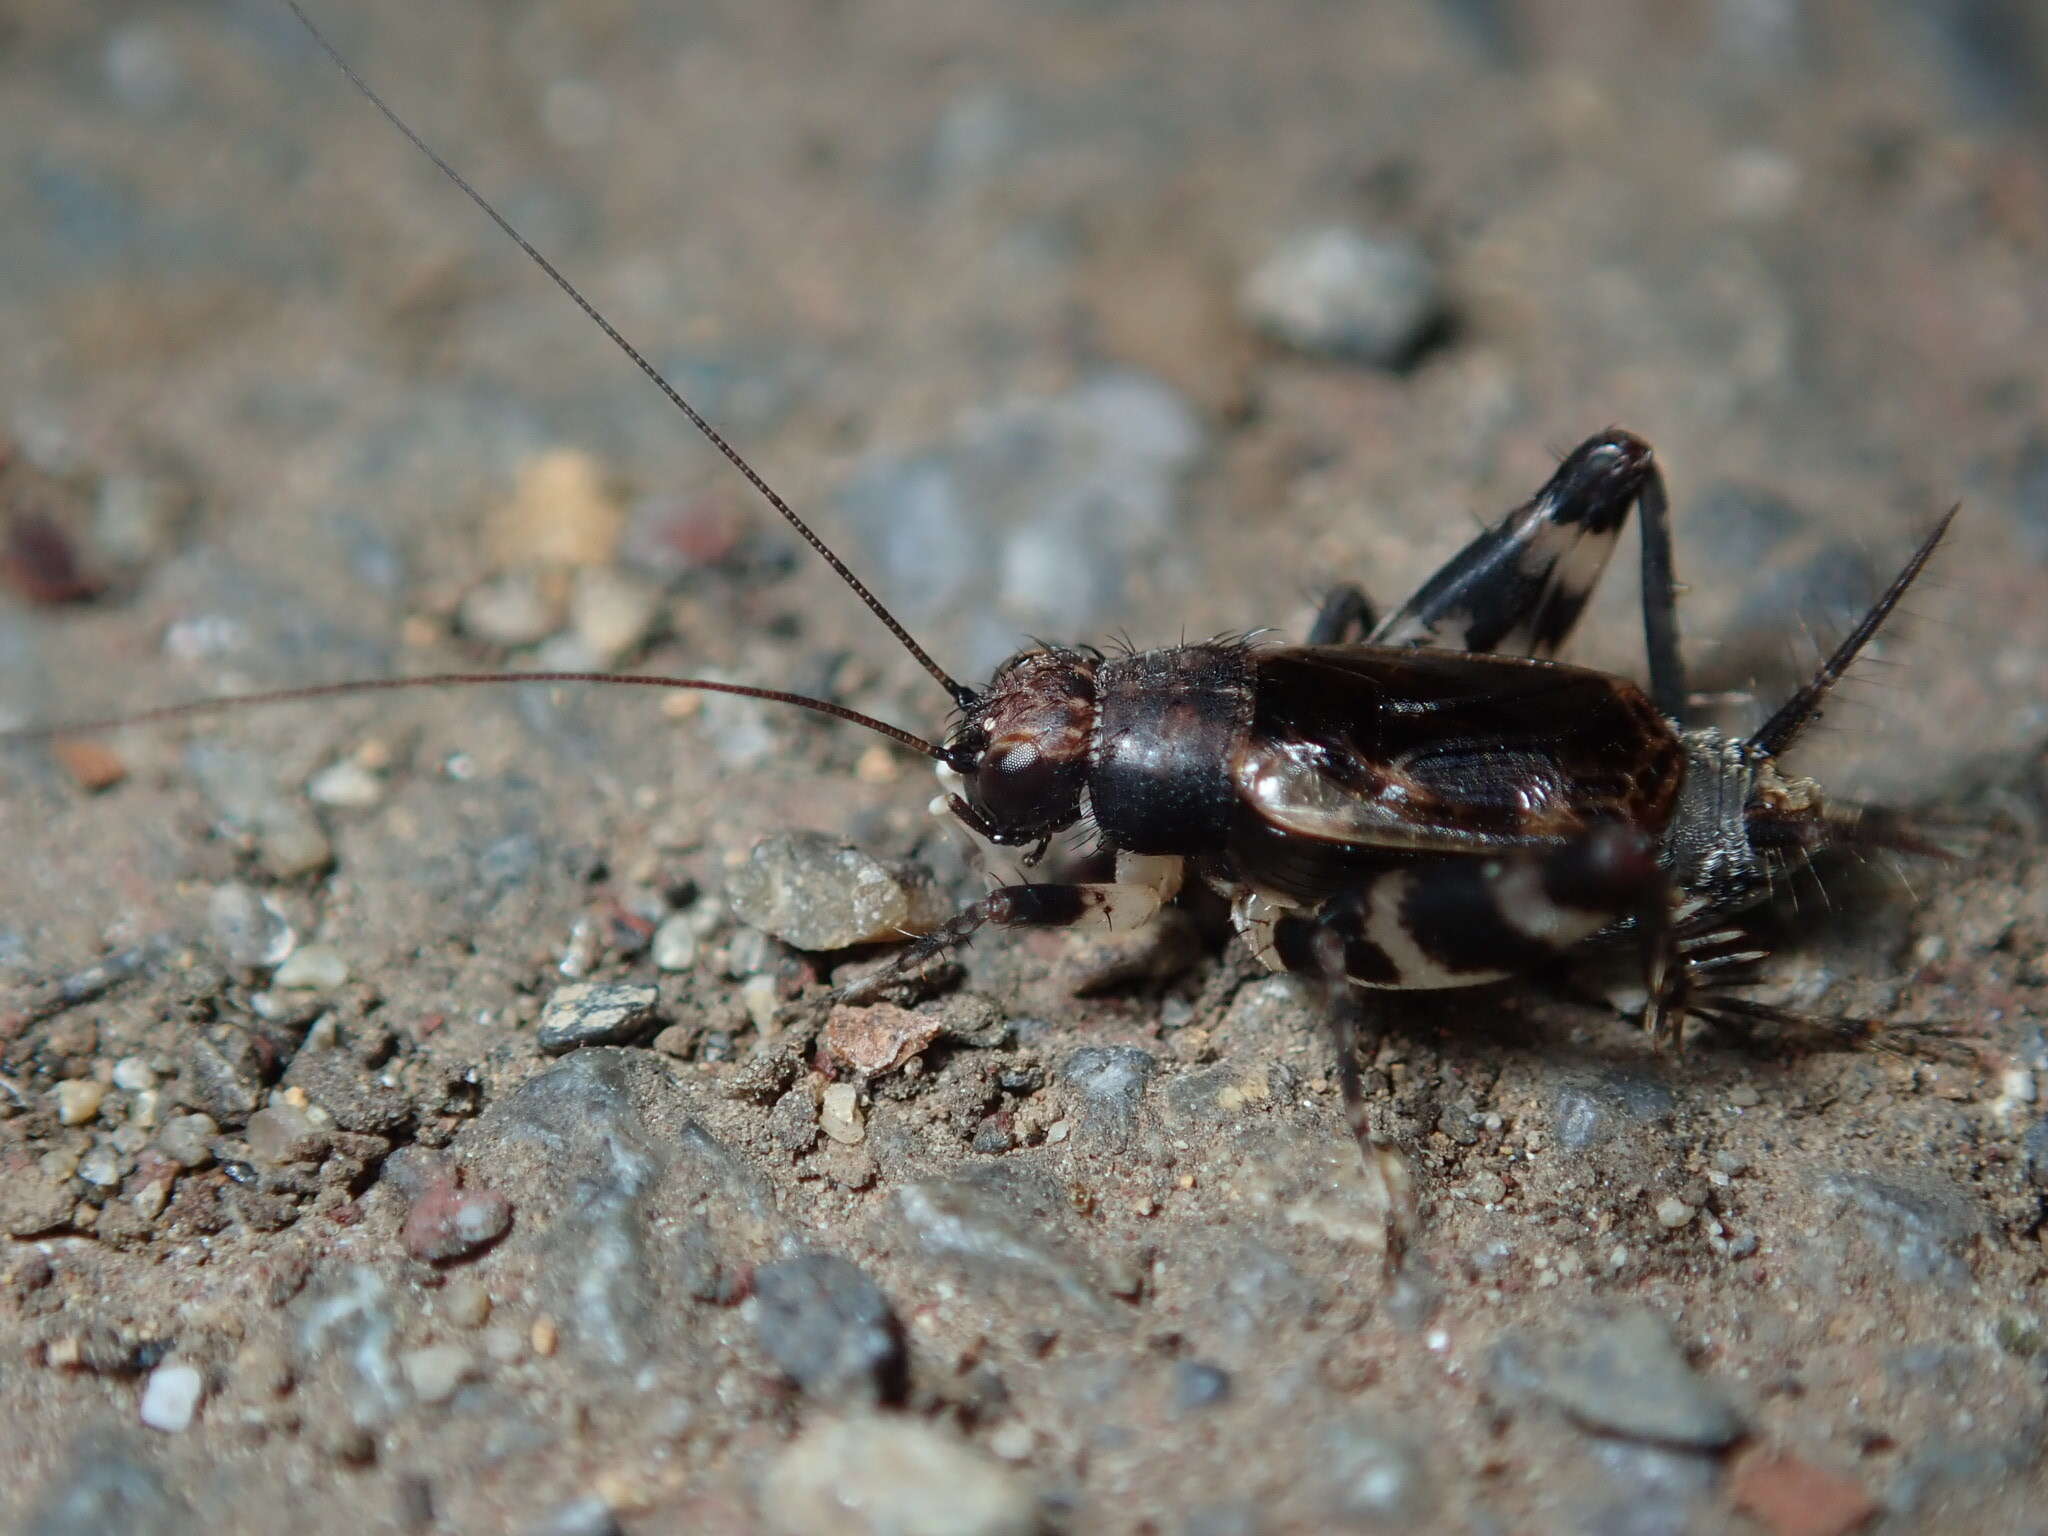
{"left": 1730, "top": 1450, "right": 1880, "bottom": 1536}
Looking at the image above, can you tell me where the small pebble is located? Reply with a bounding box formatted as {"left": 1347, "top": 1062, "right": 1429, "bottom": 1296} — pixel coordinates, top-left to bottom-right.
{"left": 650, "top": 913, "right": 698, "bottom": 972}
{"left": 488, "top": 448, "right": 625, "bottom": 569}
{"left": 273, "top": 945, "right": 349, "bottom": 991}
{"left": 1241, "top": 224, "right": 1443, "bottom": 367}
{"left": 568, "top": 564, "right": 663, "bottom": 663}
{"left": 762, "top": 1416, "right": 1035, "bottom": 1536}
{"left": 402, "top": 1177, "right": 513, "bottom": 1263}
{"left": 55, "top": 1079, "right": 106, "bottom": 1126}
{"left": 208, "top": 882, "right": 297, "bottom": 970}
{"left": 536, "top": 982, "right": 660, "bottom": 1055}
{"left": 725, "top": 832, "right": 949, "bottom": 951}
{"left": 306, "top": 758, "right": 386, "bottom": 809}
{"left": 156, "top": 1113, "right": 218, "bottom": 1169}
{"left": 1467, "top": 1172, "right": 1508, "bottom": 1206}
{"left": 820, "top": 1083, "right": 866, "bottom": 1145}
{"left": 138, "top": 1362, "right": 204, "bottom": 1432}
{"left": 988, "top": 1423, "right": 1035, "bottom": 1462}
{"left": 400, "top": 1344, "right": 476, "bottom": 1405}
{"left": 1656, "top": 1197, "right": 1696, "bottom": 1229}
{"left": 111, "top": 1056, "right": 157, "bottom": 1092}
{"left": 77, "top": 1146, "right": 122, "bottom": 1189}
{"left": 442, "top": 1281, "right": 493, "bottom": 1329}
{"left": 459, "top": 568, "right": 563, "bottom": 646}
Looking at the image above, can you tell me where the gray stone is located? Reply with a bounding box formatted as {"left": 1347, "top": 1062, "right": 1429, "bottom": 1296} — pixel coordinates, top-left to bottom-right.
{"left": 179, "top": 1033, "right": 263, "bottom": 1124}
{"left": 28, "top": 1432, "right": 191, "bottom": 1536}
{"left": 896, "top": 1170, "right": 1106, "bottom": 1315}
{"left": 1498, "top": 1308, "right": 1743, "bottom": 1448}
{"left": 523, "top": 1497, "right": 623, "bottom": 1536}
{"left": 1550, "top": 1070, "right": 1677, "bottom": 1153}
{"left": 837, "top": 371, "right": 1205, "bottom": 677}
{"left": 761, "top": 1415, "right": 1035, "bottom": 1536}
{"left": 186, "top": 743, "right": 333, "bottom": 879}
{"left": 1313, "top": 1416, "right": 1434, "bottom": 1527}
{"left": 751, "top": 1253, "right": 903, "bottom": 1404}
{"left": 1575, "top": 1441, "right": 1720, "bottom": 1536}
{"left": 1813, "top": 1171, "right": 1980, "bottom": 1288}
{"left": 725, "top": 832, "right": 948, "bottom": 952}
{"left": 1062, "top": 1045, "right": 1157, "bottom": 1136}
{"left": 1241, "top": 225, "right": 1444, "bottom": 367}
{"left": 474, "top": 1052, "right": 686, "bottom": 1366}
{"left": 206, "top": 881, "right": 296, "bottom": 970}
{"left": 292, "top": 1265, "right": 403, "bottom": 1429}
{"left": 154, "top": 1113, "right": 218, "bottom": 1169}
{"left": 535, "top": 981, "right": 660, "bottom": 1055}
{"left": 1171, "top": 1359, "right": 1232, "bottom": 1415}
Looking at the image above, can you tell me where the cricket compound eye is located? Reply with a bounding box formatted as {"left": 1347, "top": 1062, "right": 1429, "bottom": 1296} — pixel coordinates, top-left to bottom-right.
{"left": 960, "top": 650, "right": 1099, "bottom": 840}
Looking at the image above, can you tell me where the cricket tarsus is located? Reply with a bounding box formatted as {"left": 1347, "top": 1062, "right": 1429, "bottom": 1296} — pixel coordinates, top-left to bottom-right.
{"left": 1, "top": 672, "right": 946, "bottom": 761}
{"left": 282, "top": 1, "right": 972, "bottom": 710}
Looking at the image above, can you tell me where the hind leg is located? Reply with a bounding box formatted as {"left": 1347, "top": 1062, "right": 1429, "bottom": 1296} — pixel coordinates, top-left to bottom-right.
{"left": 1374, "top": 430, "right": 1671, "bottom": 674}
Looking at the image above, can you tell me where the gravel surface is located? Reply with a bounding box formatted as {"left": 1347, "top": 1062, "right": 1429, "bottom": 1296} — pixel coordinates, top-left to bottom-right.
{"left": 5, "top": 1, "right": 2048, "bottom": 1531}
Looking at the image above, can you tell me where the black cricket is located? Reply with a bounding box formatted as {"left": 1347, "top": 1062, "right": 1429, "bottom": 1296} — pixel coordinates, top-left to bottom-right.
{"left": 8, "top": 5, "right": 1958, "bottom": 1255}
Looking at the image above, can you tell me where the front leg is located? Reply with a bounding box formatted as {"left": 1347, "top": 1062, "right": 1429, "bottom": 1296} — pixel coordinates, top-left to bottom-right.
{"left": 1307, "top": 584, "right": 1377, "bottom": 645}
{"left": 837, "top": 854, "right": 1184, "bottom": 1002}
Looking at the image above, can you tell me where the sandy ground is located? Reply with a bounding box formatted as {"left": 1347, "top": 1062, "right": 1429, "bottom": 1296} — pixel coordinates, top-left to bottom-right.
{"left": 4, "top": 1, "right": 2048, "bottom": 1531}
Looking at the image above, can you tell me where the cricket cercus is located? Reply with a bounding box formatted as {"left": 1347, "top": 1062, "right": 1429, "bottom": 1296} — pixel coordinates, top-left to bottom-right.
{"left": 4, "top": 1, "right": 1962, "bottom": 1263}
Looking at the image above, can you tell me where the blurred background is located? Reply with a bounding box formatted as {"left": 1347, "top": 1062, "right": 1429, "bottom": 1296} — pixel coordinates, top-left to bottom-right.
{"left": 4, "top": 0, "right": 2046, "bottom": 780}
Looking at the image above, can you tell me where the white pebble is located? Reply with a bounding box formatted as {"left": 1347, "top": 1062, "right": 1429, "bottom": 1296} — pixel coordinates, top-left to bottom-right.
{"left": 139, "top": 1363, "right": 204, "bottom": 1432}
{"left": 820, "top": 1083, "right": 866, "bottom": 1145}
{"left": 273, "top": 945, "right": 349, "bottom": 991}
{"left": 1655, "top": 1197, "right": 1694, "bottom": 1229}
{"left": 401, "top": 1344, "right": 477, "bottom": 1405}
{"left": 112, "top": 1056, "right": 158, "bottom": 1092}
{"left": 651, "top": 913, "right": 699, "bottom": 972}
{"left": 306, "top": 758, "right": 386, "bottom": 809}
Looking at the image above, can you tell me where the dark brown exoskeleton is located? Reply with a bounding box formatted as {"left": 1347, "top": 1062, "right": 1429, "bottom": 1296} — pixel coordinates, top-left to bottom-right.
{"left": 4, "top": 5, "right": 1960, "bottom": 1262}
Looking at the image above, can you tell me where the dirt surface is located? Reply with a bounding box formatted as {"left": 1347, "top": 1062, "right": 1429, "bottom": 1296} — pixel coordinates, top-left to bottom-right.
{"left": 5, "top": 1, "right": 2048, "bottom": 1532}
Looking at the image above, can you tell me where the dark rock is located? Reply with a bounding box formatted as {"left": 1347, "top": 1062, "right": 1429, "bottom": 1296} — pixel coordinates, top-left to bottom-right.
{"left": 179, "top": 1032, "right": 264, "bottom": 1124}
{"left": 535, "top": 981, "right": 660, "bottom": 1055}
{"left": 284, "top": 1049, "right": 412, "bottom": 1135}
{"left": 1495, "top": 1307, "right": 1743, "bottom": 1449}
{"left": 765, "top": 1082, "right": 821, "bottom": 1155}
{"left": 751, "top": 1253, "right": 904, "bottom": 1404}
{"left": 1062, "top": 1045, "right": 1157, "bottom": 1138}
{"left": 1550, "top": 1070, "right": 1677, "bottom": 1153}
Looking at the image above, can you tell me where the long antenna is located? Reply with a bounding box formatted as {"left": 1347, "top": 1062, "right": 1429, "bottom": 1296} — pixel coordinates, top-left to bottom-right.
{"left": 0, "top": 672, "right": 947, "bottom": 761}
{"left": 1749, "top": 506, "right": 1957, "bottom": 759}
{"left": 283, "top": 1, "right": 975, "bottom": 710}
